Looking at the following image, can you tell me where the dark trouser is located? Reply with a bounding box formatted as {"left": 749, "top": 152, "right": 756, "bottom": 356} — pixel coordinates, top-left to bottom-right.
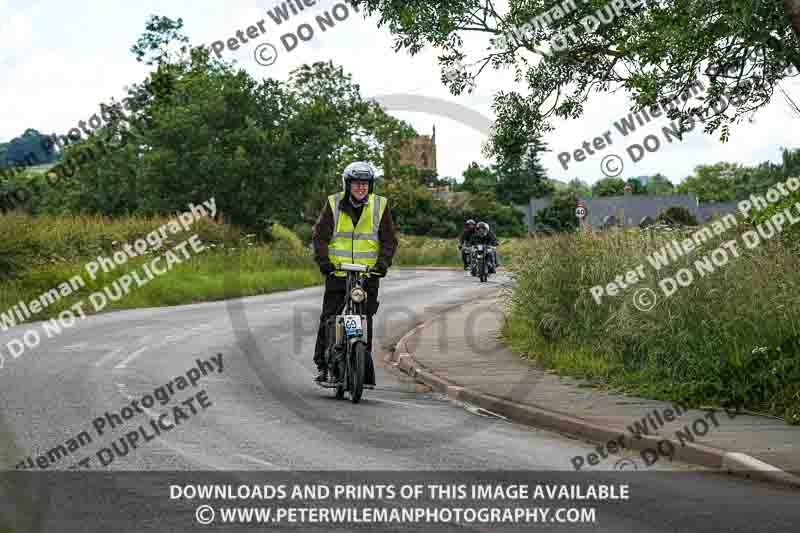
{"left": 313, "top": 276, "right": 380, "bottom": 381}
{"left": 461, "top": 248, "right": 469, "bottom": 268}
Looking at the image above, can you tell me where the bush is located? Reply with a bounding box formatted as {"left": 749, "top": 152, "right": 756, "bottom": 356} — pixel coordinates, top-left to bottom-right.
{"left": 747, "top": 179, "right": 800, "bottom": 247}
{"left": 534, "top": 191, "right": 578, "bottom": 232}
{"left": 503, "top": 225, "right": 800, "bottom": 423}
{"left": 269, "top": 224, "right": 309, "bottom": 264}
{"left": 657, "top": 206, "right": 698, "bottom": 226}
{"left": 293, "top": 222, "right": 314, "bottom": 245}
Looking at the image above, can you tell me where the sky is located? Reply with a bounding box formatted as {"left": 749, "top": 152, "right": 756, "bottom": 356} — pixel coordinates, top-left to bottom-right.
{"left": 1, "top": 0, "right": 798, "bottom": 186}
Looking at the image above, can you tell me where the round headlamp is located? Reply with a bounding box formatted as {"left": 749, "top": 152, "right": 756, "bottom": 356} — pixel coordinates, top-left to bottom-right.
{"left": 350, "top": 287, "right": 367, "bottom": 303}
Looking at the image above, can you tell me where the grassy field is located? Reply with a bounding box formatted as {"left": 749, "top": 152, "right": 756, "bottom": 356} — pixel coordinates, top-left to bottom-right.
{"left": 393, "top": 234, "right": 520, "bottom": 267}
{"left": 1, "top": 211, "right": 515, "bottom": 328}
{"left": 0, "top": 212, "right": 321, "bottom": 324}
{"left": 502, "top": 219, "right": 800, "bottom": 423}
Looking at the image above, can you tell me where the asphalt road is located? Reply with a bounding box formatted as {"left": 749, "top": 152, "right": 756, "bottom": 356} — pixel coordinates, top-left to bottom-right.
{"left": 0, "top": 269, "right": 798, "bottom": 532}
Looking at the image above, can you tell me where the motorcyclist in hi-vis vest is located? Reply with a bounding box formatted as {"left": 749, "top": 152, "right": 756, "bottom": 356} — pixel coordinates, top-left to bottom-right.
{"left": 312, "top": 161, "right": 398, "bottom": 384}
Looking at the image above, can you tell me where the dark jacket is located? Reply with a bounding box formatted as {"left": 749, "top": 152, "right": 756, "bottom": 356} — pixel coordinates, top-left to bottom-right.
{"left": 468, "top": 230, "right": 497, "bottom": 246}
{"left": 312, "top": 194, "right": 398, "bottom": 274}
{"left": 459, "top": 228, "right": 476, "bottom": 247}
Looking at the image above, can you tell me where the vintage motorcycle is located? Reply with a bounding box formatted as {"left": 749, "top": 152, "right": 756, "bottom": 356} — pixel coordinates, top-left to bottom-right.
{"left": 470, "top": 244, "right": 494, "bottom": 283}
{"left": 317, "top": 262, "right": 373, "bottom": 403}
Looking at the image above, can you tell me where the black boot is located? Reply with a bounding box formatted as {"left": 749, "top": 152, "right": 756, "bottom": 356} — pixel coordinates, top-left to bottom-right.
{"left": 314, "top": 367, "right": 328, "bottom": 384}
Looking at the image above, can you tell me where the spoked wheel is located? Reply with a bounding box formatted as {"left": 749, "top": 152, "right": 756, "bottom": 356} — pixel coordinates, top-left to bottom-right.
{"left": 335, "top": 358, "right": 346, "bottom": 399}
{"left": 349, "top": 343, "right": 367, "bottom": 403}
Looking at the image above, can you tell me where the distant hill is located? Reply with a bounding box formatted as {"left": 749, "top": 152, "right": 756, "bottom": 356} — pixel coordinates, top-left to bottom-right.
{"left": 0, "top": 129, "right": 59, "bottom": 170}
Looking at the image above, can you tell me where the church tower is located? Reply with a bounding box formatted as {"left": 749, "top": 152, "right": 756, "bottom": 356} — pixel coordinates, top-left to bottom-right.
{"left": 398, "top": 125, "right": 437, "bottom": 174}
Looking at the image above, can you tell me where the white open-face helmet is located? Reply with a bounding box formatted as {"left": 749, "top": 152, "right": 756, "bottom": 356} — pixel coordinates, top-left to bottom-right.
{"left": 342, "top": 161, "right": 376, "bottom": 195}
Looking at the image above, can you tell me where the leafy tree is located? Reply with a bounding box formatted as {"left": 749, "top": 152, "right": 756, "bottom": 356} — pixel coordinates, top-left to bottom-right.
{"left": 565, "top": 178, "right": 591, "bottom": 198}
{"left": 352, "top": 0, "right": 800, "bottom": 158}
{"left": 734, "top": 147, "right": 800, "bottom": 197}
{"left": 676, "top": 162, "right": 742, "bottom": 202}
{"left": 592, "top": 177, "right": 626, "bottom": 197}
{"left": 461, "top": 162, "right": 497, "bottom": 194}
{"left": 384, "top": 174, "right": 525, "bottom": 237}
{"left": 496, "top": 136, "right": 553, "bottom": 205}
{"left": 646, "top": 173, "right": 675, "bottom": 195}
{"left": 131, "top": 15, "right": 191, "bottom": 66}
{"left": 534, "top": 190, "right": 578, "bottom": 232}
{"left": 626, "top": 177, "right": 647, "bottom": 194}
{"left": 43, "top": 16, "right": 413, "bottom": 231}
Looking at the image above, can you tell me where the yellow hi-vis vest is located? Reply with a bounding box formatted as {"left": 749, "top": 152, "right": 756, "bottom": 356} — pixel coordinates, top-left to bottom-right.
{"left": 328, "top": 192, "right": 388, "bottom": 277}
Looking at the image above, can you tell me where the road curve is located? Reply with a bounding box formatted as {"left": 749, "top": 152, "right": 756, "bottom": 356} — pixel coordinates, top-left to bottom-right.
{"left": 0, "top": 269, "right": 798, "bottom": 532}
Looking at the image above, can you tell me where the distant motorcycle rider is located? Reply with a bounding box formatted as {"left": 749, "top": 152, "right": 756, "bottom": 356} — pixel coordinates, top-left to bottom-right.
{"left": 311, "top": 161, "right": 398, "bottom": 385}
{"left": 469, "top": 221, "right": 498, "bottom": 274}
{"left": 458, "top": 219, "right": 477, "bottom": 270}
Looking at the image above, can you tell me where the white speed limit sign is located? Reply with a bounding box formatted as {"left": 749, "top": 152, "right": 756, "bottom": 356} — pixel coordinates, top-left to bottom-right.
{"left": 575, "top": 206, "right": 587, "bottom": 219}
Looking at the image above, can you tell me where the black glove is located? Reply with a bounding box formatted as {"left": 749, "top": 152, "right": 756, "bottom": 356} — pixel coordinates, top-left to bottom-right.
{"left": 320, "top": 262, "right": 336, "bottom": 276}
{"left": 370, "top": 260, "right": 388, "bottom": 277}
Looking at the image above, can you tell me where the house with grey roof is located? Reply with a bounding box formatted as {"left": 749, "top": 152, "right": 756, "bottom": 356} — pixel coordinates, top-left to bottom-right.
{"left": 515, "top": 190, "right": 739, "bottom": 231}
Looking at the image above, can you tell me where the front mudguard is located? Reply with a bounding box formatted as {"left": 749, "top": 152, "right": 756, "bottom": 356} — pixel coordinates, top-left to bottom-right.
{"left": 346, "top": 314, "right": 369, "bottom": 349}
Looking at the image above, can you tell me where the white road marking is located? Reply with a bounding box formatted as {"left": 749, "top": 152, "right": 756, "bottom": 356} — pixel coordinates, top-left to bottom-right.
{"left": 235, "top": 453, "right": 285, "bottom": 470}
{"left": 114, "top": 346, "right": 148, "bottom": 369}
{"left": 94, "top": 348, "right": 123, "bottom": 368}
{"left": 63, "top": 343, "right": 88, "bottom": 351}
{"left": 369, "top": 398, "right": 434, "bottom": 409}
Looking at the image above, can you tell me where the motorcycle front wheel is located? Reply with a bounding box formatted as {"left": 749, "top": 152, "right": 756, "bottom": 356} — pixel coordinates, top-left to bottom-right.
{"left": 334, "top": 355, "right": 346, "bottom": 399}
{"left": 349, "top": 342, "right": 366, "bottom": 403}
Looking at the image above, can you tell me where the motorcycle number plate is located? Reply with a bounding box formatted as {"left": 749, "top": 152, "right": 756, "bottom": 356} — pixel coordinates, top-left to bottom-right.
{"left": 343, "top": 315, "right": 363, "bottom": 337}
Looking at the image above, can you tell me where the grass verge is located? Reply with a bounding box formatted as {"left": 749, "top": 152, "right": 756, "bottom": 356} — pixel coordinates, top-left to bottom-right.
{"left": 503, "top": 219, "right": 800, "bottom": 424}
{"left": 0, "top": 212, "right": 321, "bottom": 324}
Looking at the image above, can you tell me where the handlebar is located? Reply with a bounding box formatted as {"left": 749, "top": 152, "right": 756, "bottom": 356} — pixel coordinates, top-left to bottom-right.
{"left": 331, "top": 263, "right": 386, "bottom": 278}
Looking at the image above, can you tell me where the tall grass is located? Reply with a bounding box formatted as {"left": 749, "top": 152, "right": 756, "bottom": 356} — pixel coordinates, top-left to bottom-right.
{"left": 1, "top": 212, "right": 507, "bottom": 326}
{"left": 0, "top": 211, "right": 321, "bottom": 323}
{"left": 503, "top": 222, "right": 800, "bottom": 423}
{"left": 393, "top": 234, "right": 521, "bottom": 266}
